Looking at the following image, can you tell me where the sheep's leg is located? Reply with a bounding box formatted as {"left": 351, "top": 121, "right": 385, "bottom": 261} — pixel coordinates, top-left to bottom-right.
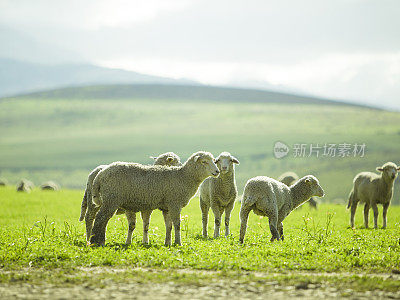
{"left": 141, "top": 210, "right": 152, "bottom": 244}
{"left": 371, "top": 202, "right": 379, "bottom": 229}
{"left": 350, "top": 200, "right": 359, "bottom": 228}
{"left": 239, "top": 207, "right": 250, "bottom": 243}
{"left": 224, "top": 202, "right": 234, "bottom": 237}
{"left": 278, "top": 223, "right": 284, "bottom": 241}
{"left": 211, "top": 203, "right": 222, "bottom": 238}
{"left": 125, "top": 210, "right": 136, "bottom": 245}
{"left": 268, "top": 207, "right": 280, "bottom": 242}
{"left": 363, "top": 203, "right": 370, "bottom": 229}
{"left": 200, "top": 199, "right": 210, "bottom": 238}
{"left": 162, "top": 210, "right": 173, "bottom": 246}
{"left": 308, "top": 197, "right": 317, "bottom": 209}
{"left": 90, "top": 203, "right": 118, "bottom": 246}
{"left": 84, "top": 202, "right": 99, "bottom": 243}
{"left": 382, "top": 202, "right": 389, "bottom": 229}
{"left": 170, "top": 208, "right": 182, "bottom": 245}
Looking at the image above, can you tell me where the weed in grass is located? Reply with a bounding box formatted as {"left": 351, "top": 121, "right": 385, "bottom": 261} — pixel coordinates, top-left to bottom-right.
{"left": 301, "top": 211, "right": 335, "bottom": 244}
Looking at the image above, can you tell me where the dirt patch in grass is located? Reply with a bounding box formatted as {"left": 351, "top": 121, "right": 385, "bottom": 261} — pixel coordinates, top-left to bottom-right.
{"left": 1, "top": 268, "right": 400, "bottom": 299}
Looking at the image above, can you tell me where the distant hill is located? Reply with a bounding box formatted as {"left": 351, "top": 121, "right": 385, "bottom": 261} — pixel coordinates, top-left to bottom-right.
{"left": 0, "top": 58, "right": 196, "bottom": 97}
{"left": 0, "top": 25, "right": 82, "bottom": 64}
{"left": 14, "top": 83, "right": 375, "bottom": 108}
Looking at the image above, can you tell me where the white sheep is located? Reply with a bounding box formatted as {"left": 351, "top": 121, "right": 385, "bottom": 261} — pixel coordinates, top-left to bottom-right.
{"left": 90, "top": 151, "right": 219, "bottom": 246}
{"left": 16, "top": 179, "right": 34, "bottom": 192}
{"left": 347, "top": 162, "right": 399, "bottom": 229}
{"left": 79, "top": 152, "right": 181, "bottom": 244}
{"left": 277, "top": 172, "right": 299, "bottom": 186}
{"left": 278, "top": 171, "right": 318, "bottom": 209}
{"left": 0, "top": 178, "right": 8, "bottom": 186}
{"left": 40, "top": 181, "right": 60, "bottom": 191}
{"left": 150, "top": 152, "right": 182, "bottom": 167}
{"left": 239, "top": 175, "right": 324, "bottom": 243}
{"left": 199, "top": 152, "right": 239, "bottom": 238}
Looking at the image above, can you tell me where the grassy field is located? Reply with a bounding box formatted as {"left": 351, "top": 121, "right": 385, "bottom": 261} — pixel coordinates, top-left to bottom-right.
{"left": 1, "top": 186, "right": 400, "bottom": 294}
{"left": 1, "top": 96, "right": 400, "bottom": 204}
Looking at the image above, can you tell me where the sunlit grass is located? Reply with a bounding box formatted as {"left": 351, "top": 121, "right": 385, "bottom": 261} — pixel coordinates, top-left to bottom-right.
{"left": 1, "top": 186, "right": 399, "bottom": 274}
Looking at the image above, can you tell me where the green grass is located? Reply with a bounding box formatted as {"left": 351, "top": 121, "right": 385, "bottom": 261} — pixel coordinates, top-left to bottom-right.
{"left": 1, "top": 186, "right": 400, "bottom": 291}
{"left": 1, "top": 97, "right": 400, "bottom": 203}
{"left": 1, "top": 186, "right": 399, "bottom": 272}
{"left": 1, "top": 94, "right": 400, "bottom": 293}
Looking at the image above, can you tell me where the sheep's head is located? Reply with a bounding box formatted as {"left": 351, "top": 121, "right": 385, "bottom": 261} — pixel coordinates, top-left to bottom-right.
{"left": 192, "top": 151, "right": 219, "bottom": 177}
{"left": 300, "top": 175, "right": 325, "bottom": 197}
{"left": 376, "top": 162, "right": 399, "bottom": 180}
{"left": 151, "top": 152, "right": 182, "bottom": 167}
{"left": 214, "top": 152, "right": 239, "bottom": 174}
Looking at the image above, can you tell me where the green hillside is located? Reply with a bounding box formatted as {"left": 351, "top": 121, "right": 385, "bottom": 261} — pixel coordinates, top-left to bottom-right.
{"left": 0, "top": 87, "right": 399, "bottom": 204}
{"left": 19, "top": 83, "right": 369, "bottom": 107}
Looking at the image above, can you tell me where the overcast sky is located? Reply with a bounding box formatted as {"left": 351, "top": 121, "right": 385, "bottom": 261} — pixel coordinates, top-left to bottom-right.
{"left": 1, "top": 0, "right": 400, "bottom": 109}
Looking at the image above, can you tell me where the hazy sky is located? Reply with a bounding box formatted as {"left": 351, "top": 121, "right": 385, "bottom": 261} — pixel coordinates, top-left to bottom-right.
{"left": 1, "top": 0, "right": 400, "bottom": 108}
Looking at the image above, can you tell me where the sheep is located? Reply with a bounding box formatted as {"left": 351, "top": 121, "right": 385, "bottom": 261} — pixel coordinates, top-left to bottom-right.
{"left": 278, "top": 171, "right": 318, "bottom": 209}
{"left": 347, "top": 162, "right": 399, "bottom": 229}
{"left": 150, "top": 152, "right": 182, "bottom": 167}
{"left": 277, "top": 172, "right": 299, "bottom": 186}
{"left": 0, "top": 178, "right": 8, "bottom": 186}
{"left": 90, "top": 151, "right": 219, "bottom": 246}
{"left": 114, "top": 152, "right": 182, "bottom": 215}
{"left": 40, "top": 181, "right": 60, "bottom": 191}
{"left": 16, "top": 179, "right": 34, "bottom": 192}
{"left": 79, "top": 152, "right": 181, "bottom": 244}
{"left": 199, "top": 152, "right": 239, "bottom": 238}
{"left": 239, "top": 175, "right": 324, "bottom": 243}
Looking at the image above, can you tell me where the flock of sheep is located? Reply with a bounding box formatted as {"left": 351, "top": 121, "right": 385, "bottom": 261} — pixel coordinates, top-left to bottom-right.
{"left": 78, "top": 151, "right": 399, "bottom": 246}
{"left": 0, "top": 178, "right": 60, "bottom": 192}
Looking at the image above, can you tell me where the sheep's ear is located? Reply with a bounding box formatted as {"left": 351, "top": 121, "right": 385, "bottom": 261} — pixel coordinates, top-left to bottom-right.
{"left": 397, "top": 166, "right": 400, "bottom": 171}
{"left": 376, "top": 167, "right": 384, "bottom": 172}
{"left": 167, "top": 157, "right": 174, "bottom": 162}
{"left": 150, "top": 156, "right": 157, "bottom": 160}
{"left": 194, "top": 155, "right": 201, "bottom": 162}
{"left": 231, "top": 156, "right": 240, "bottom": 164}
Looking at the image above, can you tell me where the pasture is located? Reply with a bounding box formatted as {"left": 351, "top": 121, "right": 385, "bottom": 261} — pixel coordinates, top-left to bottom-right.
{"left": 0, "top": 186, "right": 399, "bottom": 297}
{"left": 1, "top": 96, "right": 400, "bottom": 203}
{"left": 1, "top": 93, "right": 400, "bottom": 297}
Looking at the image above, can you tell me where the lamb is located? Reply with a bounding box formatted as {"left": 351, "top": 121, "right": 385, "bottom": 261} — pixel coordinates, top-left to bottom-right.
{"left": 239, "top": 175, "right": 324, "bottom": 243}
{"left": 79, "top": 152, "right": 181, "bottom": 244}
{"left": 150, "top": 152, "right": 182, "bottom": 166}
{"left": 277, "top": 172, "right": 299, "bottom": 186}
{"left": 16, "top": 179, "right": 34, "bottom": 192}
{"left": 40, "top": 181, "right": 60, "bottom": 191}
{"left": 347, "top": 162, "right": 399, "bottom": 229}
{"left": 278, "top": 171, "right": 318, "bottom": 209}
{"left": 90, "top": 151, "right": 219, "bottom": 246}
{"left": 0, "top": 178, "right": 8, "bottom": 186}
{"left": 199, "top": 152, "right": 239, "bottom": 238}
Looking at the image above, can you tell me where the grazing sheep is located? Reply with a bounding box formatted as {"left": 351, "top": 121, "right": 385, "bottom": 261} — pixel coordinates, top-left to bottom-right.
{"left": 150, "top": 152, "right": 182, "bottom": 167}
{"left": 347, "top": 162, "right": 399, "bottom": 229}
{"left": 0, "top": 178, "right": 8, "bottom": 186}
{"left": 278, "top": 171, "right": 318, "bottom": 209}
{"left": 239, "top": 175, "right": 324, "bottom": 243}
{"left": 277, "top": 172, "right": 299, "bottom": 186}
{"left": 199, "top": 152, "right": 239, "bottom": 238}
{"left": 90, "top": 151, "right": 219, "bottom": 246}
{"left": 79, "top": 152, "right": 181, "bottom": 244}
{"left": 16, "top": 179, "right": 34, "bottom": 192}
{"left": 40, "top": 181, "right": 60, "bottom": 191}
